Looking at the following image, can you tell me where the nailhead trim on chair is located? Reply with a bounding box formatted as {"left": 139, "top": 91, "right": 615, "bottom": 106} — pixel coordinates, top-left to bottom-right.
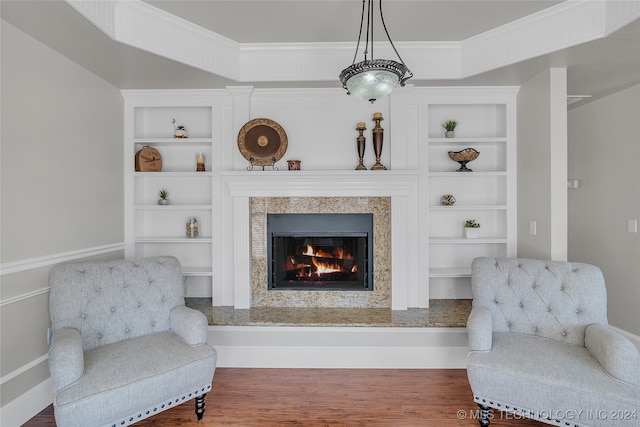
{"left": 110, "top": 384, "right": 212, "bottom": 427}
{"left": 474, "top": 395, "right": 582, "bottom": 427}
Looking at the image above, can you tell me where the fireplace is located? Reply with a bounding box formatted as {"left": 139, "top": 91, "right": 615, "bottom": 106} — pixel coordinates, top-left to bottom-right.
{"left": 267, "top": 213, "right": 374, "bottom": 291}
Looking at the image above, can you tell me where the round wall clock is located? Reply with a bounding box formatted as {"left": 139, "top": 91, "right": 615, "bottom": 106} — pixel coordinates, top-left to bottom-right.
{"left": 237, "top": 118, "right": 288, "bottom": 166}
{"left": 135, "top": 146, "right": 162, "bottom": 172}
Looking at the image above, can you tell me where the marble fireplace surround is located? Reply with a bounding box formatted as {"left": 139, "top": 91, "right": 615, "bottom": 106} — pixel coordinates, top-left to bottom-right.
{"left": 251, "top": 197, "right": 387, "bottom": 308}
{"left": 221, "top": 171, "right": 420, "bottom": 310}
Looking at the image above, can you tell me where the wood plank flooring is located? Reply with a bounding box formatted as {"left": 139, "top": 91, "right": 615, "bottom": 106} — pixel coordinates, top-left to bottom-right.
{"left": 24, "top": 368, "right": 546, "bottom": 426}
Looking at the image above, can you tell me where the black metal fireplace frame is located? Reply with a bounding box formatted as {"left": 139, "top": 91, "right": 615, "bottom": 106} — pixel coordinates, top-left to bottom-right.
{"left": 267, "top": 213, "right": 374, "bottom": 291}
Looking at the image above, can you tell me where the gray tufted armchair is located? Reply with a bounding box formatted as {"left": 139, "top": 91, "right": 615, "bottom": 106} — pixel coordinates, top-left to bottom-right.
{"left": 467, "top": 257, "right": 640, "bottom": 427}
{"left": 48, "top": 256, "right": 217, "bottom": 427}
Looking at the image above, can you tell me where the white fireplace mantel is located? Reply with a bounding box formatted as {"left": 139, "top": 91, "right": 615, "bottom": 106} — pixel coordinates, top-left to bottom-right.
{"left": 220, "top": 170, "right": 419, "bottom": 197}
{"left": 220, "top": 170, "right": 421, "bottom": 310}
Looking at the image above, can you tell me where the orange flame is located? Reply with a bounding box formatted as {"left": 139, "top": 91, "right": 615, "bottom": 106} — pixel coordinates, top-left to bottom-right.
{"left": 299, "top": 244, "right": 356, "bottom": 277}
{"left": 302, "top": 244, "right": 352, "bottom": 260}
{"left": 311, "top": 257, "right": 342, "bottom": 274}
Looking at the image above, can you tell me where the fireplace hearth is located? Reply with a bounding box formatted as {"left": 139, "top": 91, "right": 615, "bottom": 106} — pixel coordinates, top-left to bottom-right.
{"left": 267, "top": 213, "right": 374, "bottom": 291}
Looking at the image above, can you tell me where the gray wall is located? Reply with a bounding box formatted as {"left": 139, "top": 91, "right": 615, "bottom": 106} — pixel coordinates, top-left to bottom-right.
{"left": 0, "top": 20, "right": 124, "bottom": 412}
{"left": 568, "top": 84, "right": 640, "bottom": 335}
{"left": 516, "top": 68, "right": 568, "bottom": 260}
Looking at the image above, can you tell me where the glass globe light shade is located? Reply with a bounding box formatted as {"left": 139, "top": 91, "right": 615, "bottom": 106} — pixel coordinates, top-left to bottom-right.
{"left": 346, "top": 70, "right": 400, "bottom": 103}
{"left": 340, "top": 59, "right": 407, "bottom": 103}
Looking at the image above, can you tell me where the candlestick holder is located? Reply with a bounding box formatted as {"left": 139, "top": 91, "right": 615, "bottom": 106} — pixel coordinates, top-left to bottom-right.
{"left": 186, "top": 217, "right": 199, "bottom": 238}
{"left": 371, "top": 112, "right": 387, "bottom": 170}
{"left": 196, "top": 152, "right": 205, "bottom": 172}
{"left": 355, "top": 122, "right": 367, "bottom": 170}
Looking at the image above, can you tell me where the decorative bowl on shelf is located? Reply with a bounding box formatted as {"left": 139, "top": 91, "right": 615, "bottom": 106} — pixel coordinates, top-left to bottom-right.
{"left": 448, "top": 148, "right": 479, "bottom": 172}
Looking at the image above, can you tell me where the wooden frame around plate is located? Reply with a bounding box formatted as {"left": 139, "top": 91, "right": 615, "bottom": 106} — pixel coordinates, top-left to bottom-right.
{"left": 237, "top": 118, "right": 288, "bottom": 166}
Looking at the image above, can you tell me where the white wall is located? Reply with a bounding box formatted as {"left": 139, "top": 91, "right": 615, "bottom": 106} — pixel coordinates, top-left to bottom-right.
{"left": 0, "top": 20, "right": 124, "bottom": 423}
{"left": 516, "top": 68, "right": 568, "bottom": 260}
{"left": 568, "top": 84, "right": 640, "bottom": 335}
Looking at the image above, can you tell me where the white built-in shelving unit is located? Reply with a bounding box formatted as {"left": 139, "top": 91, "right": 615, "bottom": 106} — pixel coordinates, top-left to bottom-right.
{"left": 123, "top": 87, "right": 516, "bottom": 306}
{"left": 123, "top": 91, "right": 232, "bottom": 298}
{"left": 419, "top": 93, "right": 517, "bottom": 299}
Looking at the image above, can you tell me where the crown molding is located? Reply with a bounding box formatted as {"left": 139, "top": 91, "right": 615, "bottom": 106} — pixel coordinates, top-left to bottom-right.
{"left": 66, "top": 0, "right": 640, "bottom": 83}
{"left": 461, "top": 0, "right": 640, "bottom": 77}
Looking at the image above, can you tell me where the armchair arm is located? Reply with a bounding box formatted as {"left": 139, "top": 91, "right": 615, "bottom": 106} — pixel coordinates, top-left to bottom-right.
{"left": 585, "top": 323, "right": 640, "bottom": 387}
{"left": 467, "top": 306, "right": 493, "bottom": 351}
{"left": 170, "top": 305, "right": 209, "bottom": 346}
{"left": 48, "top": 328, "right": 84, "bottom": 391}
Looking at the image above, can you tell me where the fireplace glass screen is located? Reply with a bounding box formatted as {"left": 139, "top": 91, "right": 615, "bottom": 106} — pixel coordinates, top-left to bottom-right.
{"left": 267, "top": 213, "right": 373, "bottom": 291}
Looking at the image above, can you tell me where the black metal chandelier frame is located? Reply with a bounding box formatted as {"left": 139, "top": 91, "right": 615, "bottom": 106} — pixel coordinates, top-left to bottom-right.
{"left": 339, "top": 0, "right": 413, "bottom": 100}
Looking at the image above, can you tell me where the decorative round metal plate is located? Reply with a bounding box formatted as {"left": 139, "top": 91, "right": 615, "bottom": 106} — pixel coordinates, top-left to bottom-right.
{"left": 237, "top": 118, "right": 288, "bottom": 166}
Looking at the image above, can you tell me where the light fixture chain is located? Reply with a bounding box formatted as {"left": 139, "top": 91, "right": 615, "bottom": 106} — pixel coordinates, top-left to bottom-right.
{"left": 378, "top": 0, "right": 412, "bottom": 82}
{"left": 351, "top": 0, "right": 367, "bottom": 65}
{"left": 368, "top": 0, "right": 374, "bottom": 60}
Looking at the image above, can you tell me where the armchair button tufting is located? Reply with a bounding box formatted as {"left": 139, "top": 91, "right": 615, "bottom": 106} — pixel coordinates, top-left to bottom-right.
{"left": 546, "top": 307, "right": 551, "bottom": 312}
{"left": 519, "top": 302, "right": 523, "bottom": 308}
{"left": 138, "top": 303, "right": 142, "bottom": 308}
{"left": 111, "top": 307, "right": 116, "bottom": 313}
{"left": 533, "top": 326, "right": 538, "bottom": 332}
{"left": 562, "top": 331, "right": 567, "bottom": 337}
{"left": 80, "top": 313, "right": 86, "bottom": 319}
{"left": 123, "top": 283, "right": 128, "bottom": 288}
{"left": 97, "top": 333, "right": 102, "bottom": 339}
{"left": 161, "top": 297, "right": 165, "bottom": 302}
{"left": 560, "top": 286, "right": 565, "bottom": 291}
{"left": 151, "top": 321, "right": 156, "bottom": 326}
{"left": 125, "top": 328, "right": 130, "bottom": 333}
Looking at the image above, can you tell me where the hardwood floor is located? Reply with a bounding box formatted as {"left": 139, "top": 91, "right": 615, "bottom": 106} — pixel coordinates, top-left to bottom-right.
{"left": 24, "top": 368, "right": 546, "bottom": 426}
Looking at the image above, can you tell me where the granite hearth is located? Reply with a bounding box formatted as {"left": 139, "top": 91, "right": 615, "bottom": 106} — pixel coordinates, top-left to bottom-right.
{"left": 187, "top": 298, "right": 471, "bottom": 327}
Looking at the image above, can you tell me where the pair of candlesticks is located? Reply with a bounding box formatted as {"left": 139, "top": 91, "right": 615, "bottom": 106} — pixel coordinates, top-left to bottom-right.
{"left": 355, "top": 112, "right": 387, "bottom": 170}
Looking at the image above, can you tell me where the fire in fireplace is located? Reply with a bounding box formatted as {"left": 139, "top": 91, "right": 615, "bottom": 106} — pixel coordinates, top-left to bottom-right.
{"left": 267, "top": 213, "right": 373, "bottom": 291}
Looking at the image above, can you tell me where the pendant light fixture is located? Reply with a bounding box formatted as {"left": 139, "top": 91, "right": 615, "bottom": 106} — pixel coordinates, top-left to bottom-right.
{"left": 339, "top": 0, "right": 413, "bottom": 103}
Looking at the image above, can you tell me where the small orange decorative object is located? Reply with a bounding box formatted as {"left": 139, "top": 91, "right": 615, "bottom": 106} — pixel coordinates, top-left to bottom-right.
{"left": 135, "top": 146, "right": 162, "bottom": 172}
{"left": 287, "top": 160, "right": 301, "bottom": 170}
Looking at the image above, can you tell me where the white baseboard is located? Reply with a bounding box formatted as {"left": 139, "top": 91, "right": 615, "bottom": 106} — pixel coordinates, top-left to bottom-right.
{"left": 208, "top": 326, "right": 469, "bottom": 368}
{"left": 0, "top": 378, "right": 53, "bottom": 427}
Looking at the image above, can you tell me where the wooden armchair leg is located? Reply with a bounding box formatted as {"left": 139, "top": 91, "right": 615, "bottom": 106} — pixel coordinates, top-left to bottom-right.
{"left": 195, "top": 393, "right": 206, "bottom": 420}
